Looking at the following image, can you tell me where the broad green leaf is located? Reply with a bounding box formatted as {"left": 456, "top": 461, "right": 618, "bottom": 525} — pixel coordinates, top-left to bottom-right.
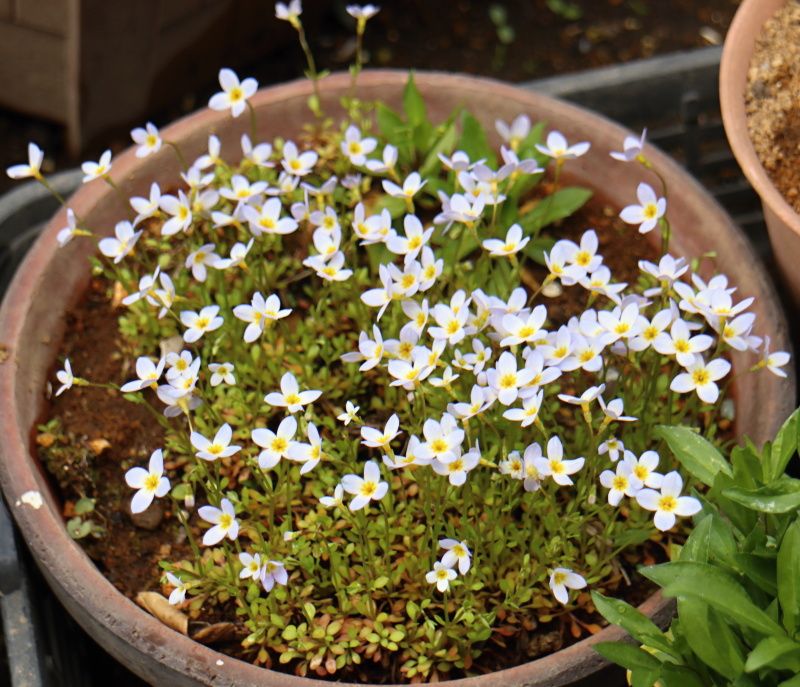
{"left": 767, "top": 408, "right": 800, "bottom": 482}
{"left": 458, "top": 111, "right": 496, "bottom": 166}
{"left": 523, "top": 236, "right": 556, "bottom": 266}
{"left": 655, "top": 425, "right": 732, "bottom": 487}
{"left": 745, "top": 635, "right": 800, "bottom": 673}
{"left": 734, "top": 553, "right": 778, "bottom": 596}
{"left": 779, "top": 673, "right": 800, "bottom": 687}
{"left": 724, "top": 476, "right": 800, "bottom": 514}
{"left": 642, "top": 561, "right": 784, "bottom": 637}
{"left": 778, "top": 520, "right": 800, "bottom": 634}
{"left": 658, "top": 664, "right": 707, "bottom": 687}
{"left": 419, "top": 115, "right": 459, "bottom": 177}
{"left": 375, "top": 103, "right": 413, "bottom": 164}
{"left": 518, "top": 187, "right": 593, "bottom": 233}
{"left": 731, "top": 443, "right": 763, "bottom": 489}
{"left": 403, "top": 72, "right": 429, "bottom": 129}
{"left": 375, "top": 102, "right": 406, "bottom": 142}
{"left": 517, "top": 120, "right": 547, "bottom": 161}
{"left": 593, "top": 642, "right": 661, "bottom": 673}
{"left": 591, "top": 592, "right": 673, "bottom": 655}
{"left": 677, "top": 597, "right": 745, "bottom": 679}
{"left": 680, "top": 512, "right": 736, "bottom": 565}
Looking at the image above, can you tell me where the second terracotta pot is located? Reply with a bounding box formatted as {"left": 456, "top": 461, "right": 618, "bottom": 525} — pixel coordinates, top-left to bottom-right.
{"left": 720, "top": 0, "right": 800, "bottom": 306}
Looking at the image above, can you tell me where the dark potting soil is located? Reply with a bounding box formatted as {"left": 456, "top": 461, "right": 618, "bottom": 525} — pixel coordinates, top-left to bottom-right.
{"left": 37, "top": 196, "right": 668, "bottom": 682}
{"left": 745, "top": 0, "right": 800, "bottom": 215}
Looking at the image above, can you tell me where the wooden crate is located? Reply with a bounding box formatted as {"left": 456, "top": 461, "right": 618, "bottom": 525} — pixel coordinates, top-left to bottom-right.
{"left": 0, "top": 0, "right": 304, "bottom": 155}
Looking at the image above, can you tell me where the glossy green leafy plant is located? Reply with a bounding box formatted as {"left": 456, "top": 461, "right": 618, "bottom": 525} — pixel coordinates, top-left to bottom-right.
{"left": 593, "top": 409, "right": 800, "bottom": 687}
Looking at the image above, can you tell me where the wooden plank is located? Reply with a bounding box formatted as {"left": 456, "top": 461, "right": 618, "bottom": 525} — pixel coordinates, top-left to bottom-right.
{"left": 14, "top": 0, "right": 67, "bottom": 34}
{"left": 0, "top": 22, "right": 67, "bottom": 122}
{"left": 0, "top": 0, "right": 12, "bottom": 20}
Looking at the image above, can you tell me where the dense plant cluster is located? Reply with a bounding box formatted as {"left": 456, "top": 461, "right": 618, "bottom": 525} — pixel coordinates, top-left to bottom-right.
{"left": 8, "top": 2, "right": 790, "bottom": 681}
{"left": 595, "top": 412, "right": 800, "bottom": 687}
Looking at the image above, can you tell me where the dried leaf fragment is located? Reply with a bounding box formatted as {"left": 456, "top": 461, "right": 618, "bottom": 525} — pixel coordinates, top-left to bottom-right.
{"left": 136, "top": 591, "right": 188, "bottom": 635}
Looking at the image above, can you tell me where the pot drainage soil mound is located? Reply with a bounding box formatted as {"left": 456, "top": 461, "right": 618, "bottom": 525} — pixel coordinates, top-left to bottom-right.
{"left": 745, "top": 0, "right": 800, "bottom": 214}
{"left": 37, "top": 196, "right": 670, "bottom": 682}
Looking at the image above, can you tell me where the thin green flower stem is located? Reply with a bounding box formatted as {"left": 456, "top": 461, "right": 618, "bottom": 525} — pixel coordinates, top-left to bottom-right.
{"left": 294, "top": 21, "right": 323, "bottom": 118}
{"left": 164, "top": 140, "right": 188, "bottom": 170}
{"left": 36, "top": 175, "right": 68, "bottom": 206}
{"left": 282, "top": 461, "right": 294, "bottom": 531}
{"left": 171, "top": 495, "right": 201, "bottom": 559}
{"left": 659, "top": 217, "right": 672, "bottom": 256}
{"left": 129, "top": 392, "right": 173, "bottom": 431}
{"left": 246, "top": 101, "right": 258, "bottom": 144}
{"left": 642, "top": 157, "right": 669, "bottom": 198}
{"left": 348, "top": 24, "right": 365, "bottom": 106}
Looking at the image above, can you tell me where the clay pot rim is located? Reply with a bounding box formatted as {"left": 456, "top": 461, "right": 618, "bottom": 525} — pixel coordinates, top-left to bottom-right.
{"left": 720, "top": 0, "right": 800, "bottom": 235}
{"left": 0, "top": 69, "right": 789, "bottom": 686}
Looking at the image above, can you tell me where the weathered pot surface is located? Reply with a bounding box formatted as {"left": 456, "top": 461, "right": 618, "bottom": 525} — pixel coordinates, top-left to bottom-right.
{"left": 720, "top": 0, "right": 800, "bottom": 305}
{"left": 0, "top": 71, "right": 794, "bottom": 687}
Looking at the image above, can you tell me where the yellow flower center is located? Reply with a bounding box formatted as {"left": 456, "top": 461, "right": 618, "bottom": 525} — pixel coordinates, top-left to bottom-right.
{"left": 499, "top": 373, "right": 517, "bottom": 389}
{"left": 271, "top": 438, "right": 287, "bottom": 453}
{"left": 285, "top": 393, "right": 301, "bottom": 406}
{"left": 219, "top": 513, "right": 233, "bottom": 529}
{"left": 691, "top": 369, "right": 710, "bottom": 386}
{"left": 144, "top": 474, "right": 160, "bottom": 492}
{"left": 430, "top": 438, "right": 448, "bottom": 454}
{"left": 674, "top": 339, "right": 690, "bottom": 353}
{"left": 658, "top": 495, "right": 677, "bottom": 512}
{"left": 360, "top": 481, "right": 377, "bottom": 497}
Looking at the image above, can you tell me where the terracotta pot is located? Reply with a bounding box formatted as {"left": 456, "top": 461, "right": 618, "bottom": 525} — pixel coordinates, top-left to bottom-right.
{"left": 720, "top": 0, "right": 800, "bottom": 305}
{"left": 0, "top": 71, "right": 794, "bottom": 687}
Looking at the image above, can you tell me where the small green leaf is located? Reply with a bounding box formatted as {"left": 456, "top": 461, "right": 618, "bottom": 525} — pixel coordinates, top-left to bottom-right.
{"left": 591, "top": 592, "right": 673, "bottom": 655}
{"left": 778, "top": 520, "right": 800, "bottom": 634}
{"left": 518, "top": 187, "right": 593, "bottom": 233}
{"left": 642, "top": 561, "right": 784, "bottom": 637}
{"left": 655, "top": 425, "right": 732, "bottom": 487}
{"left": 745, "top": 635, "right": 800, "bottom": 673}
{"left": 74, "top": 497, "right": 96, "bottom": 515}
{"left": 171, "top": 483, "right": 192, "bottom": 500}
{"left": 724, "top": 476, "right": 800, "bottom": 514}
{"left": 766, "top": 408, "right": 800, "bottom": 482}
